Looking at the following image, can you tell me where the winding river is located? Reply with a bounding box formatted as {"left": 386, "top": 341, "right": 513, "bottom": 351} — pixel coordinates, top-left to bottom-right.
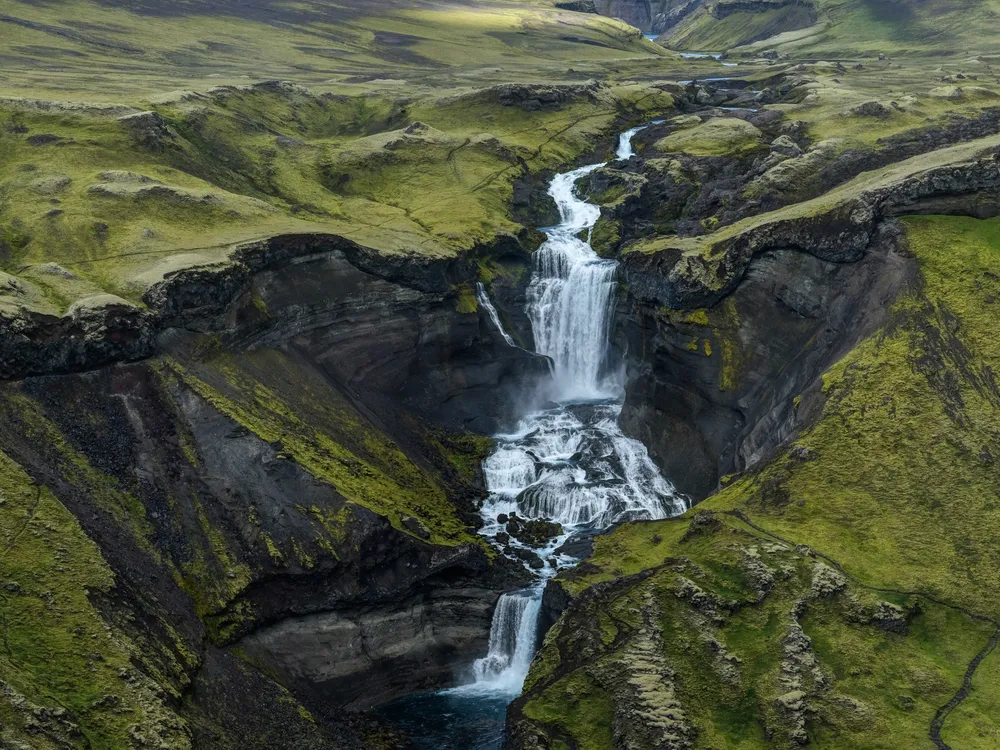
{"left": 379, "top": 123, "right": 686, "bottom": 748}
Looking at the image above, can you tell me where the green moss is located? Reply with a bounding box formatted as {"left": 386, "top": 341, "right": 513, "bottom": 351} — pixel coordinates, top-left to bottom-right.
{"left": 455, "top": 283, "right": 479, "bottom": 314}
{"left": 0, "top": 71, "right": 680, "bottom": 326}
{"left": 528, "top": 511, "right": 999, "bottom": 749}
{"left": 656, "top": 119, "right": 766, "bottom": 158}
{"left": 261, "top": 532, "right": 285, "bottom": 566}
{"left": 0, "top": 450, "right": 189, "bottom": 748}
{"left": 590, "top": 216, "right": 621, "bottom": 257}
{"left": 429, "top": 429, "right": 494, "bottom": 486}
{"left": 522, "top": 671, "right": 616, "bottom": 750}
{"left": 204, "top": 599, "right": 258, "bottom": 644}
{"left": 251, "top": 294, "right": 269, "bottom": 316}
{"left": 174, "top": 494, "right": 253, "bottom": 621}
{"left": 683, "top": 309, "right": 711, "bottom": 326}
{"left": 940, "top": 645, "right": 1000, "bottom": 749}
{"left": 165, "top": 349, "right": 480, "bottom": 547}
{"left": 742, "top": 0, "right": 1000, "bottom": 58}
{"left": 629, "top": 134, "right": 1000, "bottom": 292}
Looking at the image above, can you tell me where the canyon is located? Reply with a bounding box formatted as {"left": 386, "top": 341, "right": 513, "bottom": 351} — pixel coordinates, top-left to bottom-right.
{"left": 3, "top": 1, "right": 1000, "bottom": 748}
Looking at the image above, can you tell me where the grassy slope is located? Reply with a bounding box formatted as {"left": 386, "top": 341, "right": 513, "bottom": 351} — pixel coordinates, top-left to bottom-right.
{"left": 0, "top": 0, "right": 679, "bottom": 318}
{"left": 520, "top": 214, "right": 1000, "bottom": 748}
{"left": 759, "top": 0, "right": 1000, "bottom": 57}
{"left": 0, "top": 0, "right": 665, "bottom": 98}
{"left": 0, "top": 448, "right": 192, "bottom": 749}
{"left": 660, "top": 0, "right": 1000, "bottom": 56}
{"left": 665, "top": 2, "right": 817, "bottom": 52}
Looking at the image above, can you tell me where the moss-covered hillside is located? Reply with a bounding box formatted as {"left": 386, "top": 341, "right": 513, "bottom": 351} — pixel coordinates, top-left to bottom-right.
{"left": 0, "top": 78, "right": 675, "bottom": 324}
{"left": 512, "top": 214, "right": 1000, "bottom": 749}
{"left": 0, "top": 0, "right": 666, "bottom": 98}
{"left": 655, "top": 0, "right": 1000, "bottom": 56}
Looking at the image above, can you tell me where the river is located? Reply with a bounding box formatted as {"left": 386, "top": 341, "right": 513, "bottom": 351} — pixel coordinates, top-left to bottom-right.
{"left": 377, "top": 122, "right": 686, "bottom": 748}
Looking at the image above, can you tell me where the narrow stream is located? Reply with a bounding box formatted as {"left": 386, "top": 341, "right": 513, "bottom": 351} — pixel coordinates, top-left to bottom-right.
{"left": 378, "top": 123, "right": 687, "bottom": 748}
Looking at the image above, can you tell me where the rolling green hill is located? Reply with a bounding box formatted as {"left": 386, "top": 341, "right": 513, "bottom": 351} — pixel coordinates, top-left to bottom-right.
{"left": 652, "top": 0, "right": 1000, "bottom": 56}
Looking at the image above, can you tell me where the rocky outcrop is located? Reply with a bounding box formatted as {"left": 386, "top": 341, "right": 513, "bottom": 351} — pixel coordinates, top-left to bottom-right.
{"left": 587, "top": 589, "right": 695, "bottom": 749}
{"left": 461, "top": 81, "right": 603, "bottom": 112}
{"left": 1, "top": 232, "right": 547, "bottom": 433}
{"left": 555, "top": 0, "right": 598, "bottom": 12}
{"left": 617, "top": 221, "right": 918, "bottom": 500}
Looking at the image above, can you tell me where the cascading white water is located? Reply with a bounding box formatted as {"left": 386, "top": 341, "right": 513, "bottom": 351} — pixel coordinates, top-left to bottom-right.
{"left": 527, "top": 163, "right": 617, "bottom": 400}
{"left": 453, "top": 121, "right": 687, "bottom": 699}
{"left": 476, "top": 282, "right": 517, "bottom": 347}
{"left": 470, "top": 587, "right": 543, "bottom": 693}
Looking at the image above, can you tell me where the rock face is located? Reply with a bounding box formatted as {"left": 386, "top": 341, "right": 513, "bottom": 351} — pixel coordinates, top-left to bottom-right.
{"left": 593, "top": 0, "right": 706, "bottom": 33}
{"left": 581, "top": 103, "right": 1000, "bottom": 500}
{"left": 0, "top": 232, "right": 545, "bottom": 746}
{"left": 0, "top": 232, "right": 547, "bottom": 430}
{"left": 614, "top": 138, "right": 1000, "bottom": 498}
{"left": 617, "top": 226, "right": 918, "bottom": 499}
{"left": 241, "top": 585, "right": 502, "bottom": 709}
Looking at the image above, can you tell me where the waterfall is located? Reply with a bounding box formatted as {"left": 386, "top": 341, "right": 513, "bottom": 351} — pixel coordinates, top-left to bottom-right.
{"left": 470, "top": 588, "right": 543, "bottom": 694}
{"left": 454, "top": 121, "right": 687, "bottom": 699}
{"left": 527, "top": 207, "right": 619, "bottom": 399}
{"left": 476, "top": 282, "right": 517, "bottom": 347}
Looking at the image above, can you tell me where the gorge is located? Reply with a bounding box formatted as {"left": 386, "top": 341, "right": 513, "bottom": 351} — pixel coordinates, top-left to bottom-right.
{"left": 3, "top": 1, "right": 1000, "bottom": 748}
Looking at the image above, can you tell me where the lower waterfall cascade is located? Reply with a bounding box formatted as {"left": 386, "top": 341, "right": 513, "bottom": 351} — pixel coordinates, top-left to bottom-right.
{"left": 377, "top": 121, "right": 687, "bottom": 747}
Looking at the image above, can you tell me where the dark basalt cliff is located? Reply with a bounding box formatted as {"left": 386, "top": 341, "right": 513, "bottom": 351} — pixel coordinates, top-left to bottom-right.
{"left": 617, "top": 224, "right": 917, "bottom": 500}
{"left": 0, "top": 231, "right": 546, "bottom": 747}
{"left": 614, "top": 147, "right": 1000, "bottom": 500}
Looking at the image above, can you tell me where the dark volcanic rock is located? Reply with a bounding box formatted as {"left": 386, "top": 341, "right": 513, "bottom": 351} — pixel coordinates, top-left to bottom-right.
{"left": 617, "top": 223, "right": 919, "bottom": 500}
{"left": 0, "top": 228, "right": 554, "bottom": 746}
{"left": 555, "top": 0, "right": 597, "bottom": 12}
{"left": 1, "top": 232, "right": 549, "bottom": 432}
{"left": 506, "top": 517, "right": 563, "bottom": 547}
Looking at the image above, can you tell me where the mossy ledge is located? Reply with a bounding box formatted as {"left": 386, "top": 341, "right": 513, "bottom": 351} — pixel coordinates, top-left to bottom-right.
{"left": 0, "top": 229, "right": 506, "bottom": 378}
{"left": 619, "top": 135, "right": 1000, "bottom": 310}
